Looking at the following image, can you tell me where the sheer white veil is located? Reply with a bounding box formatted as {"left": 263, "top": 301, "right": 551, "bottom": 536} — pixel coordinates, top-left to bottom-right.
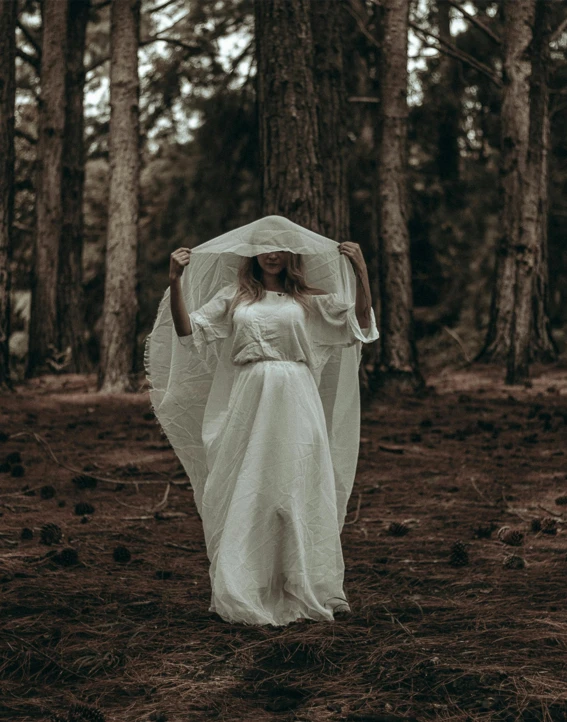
{"left": 144, "top": 215, "right": 371, "bottom": 531}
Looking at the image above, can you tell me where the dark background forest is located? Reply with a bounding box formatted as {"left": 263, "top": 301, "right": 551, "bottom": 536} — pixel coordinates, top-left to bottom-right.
{"left": 3, "top": 0, "right": 567, "bottom": 391}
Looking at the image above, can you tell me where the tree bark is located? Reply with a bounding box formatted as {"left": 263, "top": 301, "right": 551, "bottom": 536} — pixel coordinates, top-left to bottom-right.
{"left": 477, "top": 0, "right": 535, "bottom": 363}
{"left": 58, "top": 0, "right": 91, "bottom": 373}
{"left": 374, "top": 0, "right": 424, "bottom": 394}
{"left": 0, "top": 0, "right": 17, "bottom": 388}
{"left": 529, "top": 0, "right": 557, "bottom": 364}
{"left": 28, "top": 0, "right": 68, "bottom": 377}
{"left": 506, "top": 0, "right": 556, "bottom": 383}
{"left": 254, "top": 0, "right": 323, "bottom": 229}
{"left": 99, "top": 0, "right": 140, "bottom": 393}
{"left": 436, "top": 0, "right": 461, "bottom": 186}
{"left": 310, "top": 0, "right": 349, "bottom": 240}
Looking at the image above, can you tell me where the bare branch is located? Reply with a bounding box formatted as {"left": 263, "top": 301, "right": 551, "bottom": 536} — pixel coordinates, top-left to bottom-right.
{"left": 15, "top": 128, "right": 37, "bottom": 145}
{"left": 446, "top": 1, "right": 502, "bottom": 45}
{"left": 85, "top": 55, "right": 109, "bottom": 76}
{"left": 347, "top": 0, "right": 381, "bottom": 51}
{"left": 409, "top": 22, "right": 502, "bottom": 88}
{"left": 550, "top": 14, "right": 567, "bottom": 44}
{"left": 148, "top": 0, "right": 181, "bottom": 13}
{"left": 17, "top": 20, "right": 41, "bottom": 55}
{"left": 16, "top": 48, "right": 40, "bottom": 72}
{"left": 139, "top": 36, "right": 203, "bottom": 54}
{"left": 348, "top": 96, "right": 380, "bottom": 103}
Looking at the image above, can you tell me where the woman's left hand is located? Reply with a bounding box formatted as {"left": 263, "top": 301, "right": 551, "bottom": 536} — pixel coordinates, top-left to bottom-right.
{"left": 338, "top": 242, "right": 367, "bottom": 274}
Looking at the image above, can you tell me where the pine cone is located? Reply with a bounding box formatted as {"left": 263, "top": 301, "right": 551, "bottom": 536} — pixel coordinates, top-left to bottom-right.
{"left": 555, "top": 494, "right": 567, "bottom": 506}
{"left": 503, "top": 554, "right": 526, "bottom": 570}
{"left": 0, "top": 461, "right": 11, "bottom": 473}
{"left": 498, "top": 528, "right": 524, "bottom": 546}
{"left": 55, "top": 548, "right": 79, "bottom": 567}
{"left": 541, "top": 517, "right": 557, "bottom": 535}
{"left": 11, "top": 463, "right": 25, "bottom": 477}
{"left": 6, "top": 451, "right": 21, "bottom": 464}
{"left": 387, "top": 521, "right": 409, "bottom": 537}
{"left": 67, "top": 703, "right": 106, "bottom": 722}
{"left": 40, "top": 484, "right": 56, "bottom": 499}
{"left": 40, "top": 522, "right": 62, "bottom": 545}
{"left": 113, "top": 545, "right": 131, "bottom": 563}
{"left": 75, "top": 501, "right": 95, "bottom": 516}
{"left": 20, "top": 527, "right": 33, "bottom": 540}
{"left": 71, "top": 474, "right": 98, "bottom": 490}
{"left": 531, "top": 518, "right": 542, "bottom": 533}
{"left": 449, "top": 541, "right": 469, "bottom": 567}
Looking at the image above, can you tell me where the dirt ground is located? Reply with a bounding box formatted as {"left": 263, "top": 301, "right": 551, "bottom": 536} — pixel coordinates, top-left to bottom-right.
{"left": 1, "top": 365, "right": 567, "bottom": 722}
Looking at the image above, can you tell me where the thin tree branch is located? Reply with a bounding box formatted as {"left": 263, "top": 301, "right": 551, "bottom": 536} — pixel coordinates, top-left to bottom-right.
{"left": 550, "top": 14, "right": 567, "bottom": 44}
{"left": 16, "top": 48, "right": 40, "bottom": 72}
{"left": 148, "top": 0, "right": 181, "bottom": 13}
{"left": 409, "top": 21, "right": 502, "bottom": 88}
{"left": 446, "top": 1, "right": 502, "bottom": 45}
{"left": 15, "top": 128, "right": 37, "bottom": 145}
{"left": 85, "top": 55, "right": 109, "bottom": 75}
{"left": 17, "top": 20, "right": 41, "bottom": 55}
{"left": 92, "top": 0, "right": 111, "bottom": 9}
{"left": 348, "top": 96, "right": 380, "bottom": 103}
{"left": 139, "top": 36, "right": 203, "bottom": 54}
{"left": 347, "top": 0, "right": 381, "bottom": 51}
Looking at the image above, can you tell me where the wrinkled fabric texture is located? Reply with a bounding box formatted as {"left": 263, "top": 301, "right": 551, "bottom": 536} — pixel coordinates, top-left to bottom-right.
{"left": 144, "top": 215, "right": 379, "bottom": 626}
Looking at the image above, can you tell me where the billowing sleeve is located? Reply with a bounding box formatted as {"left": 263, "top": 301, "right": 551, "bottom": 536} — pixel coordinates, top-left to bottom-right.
{"left": 177, "top": 284, "right": 236, "bottom": 352}
{"left": 308, "top": 292, "right": 379, "bottom": 351}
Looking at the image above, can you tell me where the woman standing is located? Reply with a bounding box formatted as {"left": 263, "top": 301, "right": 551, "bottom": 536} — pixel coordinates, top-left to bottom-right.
{"left": 145, "top": 215, "right": 379, "bottom": 626}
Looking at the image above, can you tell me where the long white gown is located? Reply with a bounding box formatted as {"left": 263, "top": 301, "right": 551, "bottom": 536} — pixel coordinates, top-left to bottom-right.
{"left": 173, "top": 284, "right": 378, "bottom": 626}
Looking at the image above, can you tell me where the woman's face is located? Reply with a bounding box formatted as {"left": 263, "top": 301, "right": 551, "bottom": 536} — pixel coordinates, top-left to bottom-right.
{"left": 256, "top": 251, "right": 290, "bottom": 276}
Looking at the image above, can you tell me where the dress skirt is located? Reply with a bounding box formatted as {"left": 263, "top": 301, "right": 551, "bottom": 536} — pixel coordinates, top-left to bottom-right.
{"left": 200, "top": 358, "right": 349, "bottom": 626}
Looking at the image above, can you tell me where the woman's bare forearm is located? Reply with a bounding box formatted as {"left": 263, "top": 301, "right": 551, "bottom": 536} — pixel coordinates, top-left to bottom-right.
{"left": 354, "top": 266, "right": 372, "bottom": 329}
{"left": 169, "top": 277, "right": 192, "bottom": 336}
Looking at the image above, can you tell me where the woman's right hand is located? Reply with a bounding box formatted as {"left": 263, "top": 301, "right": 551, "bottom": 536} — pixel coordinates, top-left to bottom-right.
{"left": 169, "top": 247, "right": 192, "bottom": 281}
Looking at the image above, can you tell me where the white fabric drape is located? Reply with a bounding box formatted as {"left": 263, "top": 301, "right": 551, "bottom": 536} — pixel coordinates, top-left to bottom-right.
{"left": 144, "top": 215, "right": 379, "bottom": 625}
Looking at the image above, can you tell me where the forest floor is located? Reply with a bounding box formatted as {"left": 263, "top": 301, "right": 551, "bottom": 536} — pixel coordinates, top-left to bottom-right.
{"left": 1, "top": 364, "right": 567, "bottom": 722}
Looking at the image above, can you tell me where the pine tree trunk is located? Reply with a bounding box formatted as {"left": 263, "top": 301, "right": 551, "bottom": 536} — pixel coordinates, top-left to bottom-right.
{"left": 99, "top": 0, "right": 140, "bottom": 393}
{"left": 437, "top": 0, "right": 460, "bottom": 186}
{"left": 28, "top": 0, "right": 68, "bottom": 376}
{"left": 477, "top": 0, "right": 535, "bottom": 363}
{"left": 58, "top": 0, "right": 90, "bottom": 373}
{"left": 0, "top": 0, "right": 17, "bottom": 388}
{"left": 254, "top": 0, "right": 323, "bottom": 229}
{"left": 375, "top": 0, "right": 423, "bottom": 394}
{"left": 529, "top": 0, "right": 557, "bottom": 364}
{"left": 506, "top": 0, "right": 556, "bottom": 383}
{"left": 310, "top": 0, "right": 349, "bottom": 240}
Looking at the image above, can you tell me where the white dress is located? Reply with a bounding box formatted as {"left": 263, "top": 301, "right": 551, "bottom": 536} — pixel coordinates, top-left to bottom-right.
{"left": 174, "top": 285, "right": 377, "bottom": 626}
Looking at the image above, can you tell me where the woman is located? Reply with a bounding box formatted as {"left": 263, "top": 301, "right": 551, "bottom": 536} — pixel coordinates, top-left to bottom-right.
{"left": 144, "top": 215, "right": 379, "bottom": 627}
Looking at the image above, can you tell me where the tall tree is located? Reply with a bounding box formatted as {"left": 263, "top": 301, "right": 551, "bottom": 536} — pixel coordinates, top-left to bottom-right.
{"left": 507, "top": 0, "right": 556, "bottom": 383}
{"left": 478, "top": 0, "right": 534, "bottom": 363}
{"left": 436, "top": 0, "right": 461, "bottom": 185}
{"left": 99, "top": 0, "right": 141, "bottom": 393}
{"left": 28, "top": 0, "right": 68, "bottom": 376}
{"left": 375, "top": 0, "right": 423, "bottom": 393}
{"left": 58, "top": 0, "right": 91, "bottom": 373}
{"left": 0, "top": 0, "right": 17, "bottom": 388}
{"left": 254, "top": 0, "right": 323, "bottom": 229}
{"left": 310, "top": 0, "right": 349, "bottom": 240}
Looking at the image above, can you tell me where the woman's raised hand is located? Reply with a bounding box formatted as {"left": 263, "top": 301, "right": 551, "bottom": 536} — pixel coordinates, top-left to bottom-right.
{"left": 169, "top": 247, "right": 192, "bottom": 281}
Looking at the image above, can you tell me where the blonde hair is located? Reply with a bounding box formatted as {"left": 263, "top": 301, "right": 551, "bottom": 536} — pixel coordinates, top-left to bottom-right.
{"left": 227, "top": 253, "right": 321, "bottom": 317}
